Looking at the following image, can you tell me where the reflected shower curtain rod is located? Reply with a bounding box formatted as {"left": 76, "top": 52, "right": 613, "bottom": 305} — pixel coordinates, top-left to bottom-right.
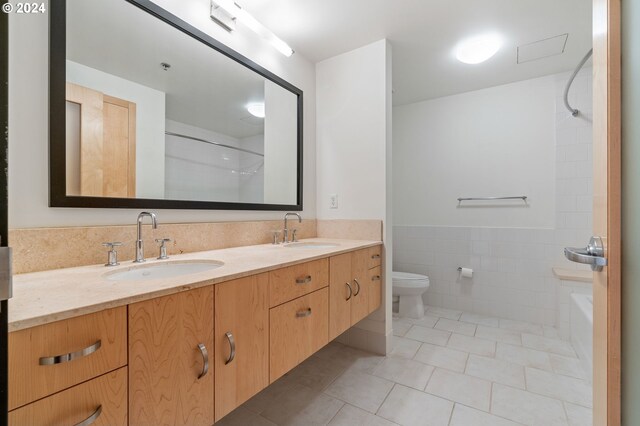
{"left": 165, "top": 131, "right": 265, "bottom": 157}
{"left": 564, "top": 48, "right": 593, "bottom": 117}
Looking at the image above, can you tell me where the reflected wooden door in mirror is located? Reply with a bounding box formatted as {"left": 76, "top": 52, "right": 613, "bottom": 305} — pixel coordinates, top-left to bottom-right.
{"left": 50, "top": 0, "right": 303, "bottom": 211}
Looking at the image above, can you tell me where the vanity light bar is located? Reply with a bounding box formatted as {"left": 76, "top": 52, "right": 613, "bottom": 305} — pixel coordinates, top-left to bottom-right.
{"left": 211, "top": 0, "right": 294, "bottom": 57}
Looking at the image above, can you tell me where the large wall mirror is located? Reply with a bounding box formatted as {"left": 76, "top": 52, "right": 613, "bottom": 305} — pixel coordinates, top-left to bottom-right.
{"left": 50, "top": 0, "right": 303, "bottom": 210}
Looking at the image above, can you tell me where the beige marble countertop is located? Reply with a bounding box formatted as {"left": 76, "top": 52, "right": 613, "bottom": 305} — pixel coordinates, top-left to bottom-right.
{"left": 9, "top": 238, "right": 382, "bottom": 332}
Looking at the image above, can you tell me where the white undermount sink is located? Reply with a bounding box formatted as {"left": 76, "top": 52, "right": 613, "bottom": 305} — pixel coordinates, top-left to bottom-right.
{"left": 104, "top": 260, "right": 224, "bottom": 281}
{"left": 284, "top": 242, "right": 339, "bottom": 249}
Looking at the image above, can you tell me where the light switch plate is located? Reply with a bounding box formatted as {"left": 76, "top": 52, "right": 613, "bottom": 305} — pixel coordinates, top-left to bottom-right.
{"left": 329, "top": 194, "right": 338, "bottom": 209}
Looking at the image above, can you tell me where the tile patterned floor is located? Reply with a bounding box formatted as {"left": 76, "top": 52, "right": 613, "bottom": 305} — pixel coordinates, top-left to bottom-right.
{"left": 218, "top": 306, "right": 592, "bottom": 426}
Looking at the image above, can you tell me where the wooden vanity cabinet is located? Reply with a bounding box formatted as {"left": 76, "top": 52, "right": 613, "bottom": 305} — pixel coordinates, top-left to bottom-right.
{"left": 329, "top": 248, "right": 383, "bottom": 340}
{"left": 128, "top": 285, "right": 215, "bottom": 426}
{"left": 214, "top": 274, "right": 269, "bottom": 421}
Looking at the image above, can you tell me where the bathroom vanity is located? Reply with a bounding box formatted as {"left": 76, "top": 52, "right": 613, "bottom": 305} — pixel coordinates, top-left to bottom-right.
{"left": 6, "top": 239, "right": 383, "bottom": 425}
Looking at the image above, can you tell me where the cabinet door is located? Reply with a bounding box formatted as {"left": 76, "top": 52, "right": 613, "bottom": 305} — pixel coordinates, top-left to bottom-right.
{"left": 368, "top": 266, "right": 382, "bottom": 313}
{"left": 270, "top": 288, "right": 329, "bottom": 382}
{"left": 215, "top": 274, "right": 269, "bottom": 422}
{"left": 129, "top": 286, "right": 214, "bottom": 426}
{"left": 329, "top": 253, "right": 352, "bottom": 340}
{"left": 350, "top": 249, "right": 370, "bottom": 324}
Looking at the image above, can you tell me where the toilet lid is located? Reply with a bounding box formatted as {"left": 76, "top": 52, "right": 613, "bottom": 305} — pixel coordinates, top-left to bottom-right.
{"left": 392, "top": 271, "right": 428, "bottom": 281}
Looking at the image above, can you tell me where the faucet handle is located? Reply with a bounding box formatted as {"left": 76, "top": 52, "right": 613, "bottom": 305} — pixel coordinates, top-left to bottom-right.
{"left": 155, "top": 238, "right": 171, "bottom": 260}
{"left": 102, "top": 242, "right": 122, "bottom": 267}
{"left": 272, "top": 231, "right": 281, "bottom": 245}
{"left": 291, "top": 229, "right": 298, "bottom": 242}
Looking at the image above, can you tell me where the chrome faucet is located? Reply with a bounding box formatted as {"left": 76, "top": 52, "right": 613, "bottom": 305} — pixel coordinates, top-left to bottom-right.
{"left": 134, "top": 212, "right": 158, "bottom": 263}
{"left": 283, "top": 212, "right": 302, "bottom": 244}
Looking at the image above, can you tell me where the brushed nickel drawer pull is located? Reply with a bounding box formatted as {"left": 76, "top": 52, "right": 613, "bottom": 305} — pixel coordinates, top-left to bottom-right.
{"left": 74, "top": 405, "right": 102, "bottom": 426}
{"left": 372, "top": 275, "right": 381, "bottom": 281}
{"left": 345, "top": 282, "right": 353, "bottom": 301}
{"left": 225, "top": 332, "right": 236, "bottom": 365}
{"left": 371, "top": 254, "right": 381, "bottom": 259}
{"left": 197, "top": 343, "right": 209, "bottom": 379}
{"left": 353, "top": 278, "right": 361, "bottom": 296}
{"left": 295, "top": 275, "right": 312, "bottom": 284}
{"left": 296, "top": 308, "right": 312, "bottom": 318}
{"left": 39, "top": 340, "right": 102, "bottom": 366}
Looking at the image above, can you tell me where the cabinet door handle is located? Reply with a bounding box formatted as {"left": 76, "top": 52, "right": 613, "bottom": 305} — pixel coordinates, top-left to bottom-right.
{"left": 371, "top": 275, "right": 381, "bottom": 281}
{"left": 296, "top": 308, "right": 312, "bottom": 318}
{"left": 225, "top": 332, "right": 236, "bottom": 365}
{"left": 74, "top": 405, "right": 102, "bottom": 426}
{"left": 353, "top": 278, "right": 361, "bottom": 296}
{"left": 39, "top": 340, "right": 102, "bottom": 365}
{"left": 371, "top": 254, "right": 381, "bottom": 259}
{"left": 345, "top": 282, "right": 353, "bottom": 301}
{"left": 295, "top": 275, "right": 312, "bottom": 284}
{"left": 197, "top": 343, "right": 209, "bottom": 379}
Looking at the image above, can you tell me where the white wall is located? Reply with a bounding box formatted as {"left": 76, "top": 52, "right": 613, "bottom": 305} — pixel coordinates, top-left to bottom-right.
{"left": 66, "top": 60, "right": 166, "bottom": 199}
{"left": 316, "top": 39, "right": 393, "bottom": 353}
{"left": 263, "top": 80, "right": 297, "bottom": 205}
{"left": 8, "top": 0, "right": 316, "bottom": 228}
{"left": 394, "top": 75, "right": 557, "bottom": 228}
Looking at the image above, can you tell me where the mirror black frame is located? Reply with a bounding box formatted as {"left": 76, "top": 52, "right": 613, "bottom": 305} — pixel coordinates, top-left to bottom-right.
{"left": 49, "top": 0, "right": 303, "bottom": 211}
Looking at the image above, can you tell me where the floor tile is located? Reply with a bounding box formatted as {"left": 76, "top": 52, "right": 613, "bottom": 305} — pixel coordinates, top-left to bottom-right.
{"left": 405, "top": 325, "right": 451, "bottom": 346}
{"left": 243, "top": 375, "right": 298, "bottom": 414}
{"left": 459, "top": 312, "right": 500, "bottom": 327}
{"left": 496, "top": 343, "right": 552, "bottom": 371}
{"left": 492, "top": 384, "right": 569, "bottom": 426}
{"left": 392, "top": 319, "right": 412, "bottom": 337}
{"left": 282, "top": 355, "right": 347, "bottom": 391}
{"left": 522, "top": 333, "right": 577, "bottom": 357}
{"left": 377, "top": 384, "right": 453, "bottom": 426}
{"left": 434, "top": 318, "right": 477, "bottom": 336}
{"left": 475, "top": 325, "right": 522, "bottom": 345}
{"left": 324, "top": 370, "right": 394, "bottom": 413}
{"left": 447, "top": 333, "right": 496, "bottom": 357}
{"left": 564, "top": 402, "right": 593, "bottom": 426}
{"left": 426, "top": 306, "right": 463, "bottom": 320}
{"left": 449, "top": 404, "right": 521, "bottom": 426}
{"left": 549, "top": 354, "right": 587, "bottom": 380}
{"left": 543, "top": 325, "right": 561, "bottom": 339}
{"left": 525, "top": 367, "right": 592, "bottom": 408}
{"left": 260, "top": 383, "right": 344, "bottom": 425}
{"left": 373, "top": 357, "right": 435, "bottom": 390}
{"left": 328, "top": 404, "right": 398, "bottom": 426}
{"left": 388, "top": 336, "right": 422, "bottom": 359}
{"left": 465, "top": 354, "right": 526, "bottom": 389}
{"left": 413, "top": 343, "right": 469, "bottom": 373}
{"left": 315, "top": 342, "right": 385, "bottom": 374}
{"left": 216, "top": 407, "right": 277, "bottom": 426}
{"left": 425, "top": 368, "right": 491, "bottom": 411}
{"left": 400, "top": 315, "right": 439, "bottom": 328}
{"left": 500, "top": 319, "right": 544, "bottom": 336}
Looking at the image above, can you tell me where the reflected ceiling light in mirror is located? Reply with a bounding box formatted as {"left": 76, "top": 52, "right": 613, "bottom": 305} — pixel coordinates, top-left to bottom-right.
{"left": 455, "top": 33, "right": 502, "bottom": 64}
{"left": 247, "top": 103, "right": 265, "bottom": 118}
{"left": 211, "top": 0, "right": 294, "bottom": 57}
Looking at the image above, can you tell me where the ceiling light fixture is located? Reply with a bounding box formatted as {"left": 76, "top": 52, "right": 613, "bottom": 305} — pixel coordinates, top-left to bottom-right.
{"left": 211, "top": 0, "right": 294, "bottom": 57}
{"left": 247, "top": 103, "right": 265, "bottom": 118}
{"left": 455, "top": 33, "right": 502, "bottom": 64}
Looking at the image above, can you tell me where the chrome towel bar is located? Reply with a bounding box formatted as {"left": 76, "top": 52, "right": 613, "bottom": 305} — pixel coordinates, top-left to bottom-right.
{"left": 457, "top": 196, "right": 527, "bottom": 204}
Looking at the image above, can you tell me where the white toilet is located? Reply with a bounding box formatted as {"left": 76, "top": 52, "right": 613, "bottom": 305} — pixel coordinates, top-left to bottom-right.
{"left": 392, "top": 271, "right": 430, "bottom": 319}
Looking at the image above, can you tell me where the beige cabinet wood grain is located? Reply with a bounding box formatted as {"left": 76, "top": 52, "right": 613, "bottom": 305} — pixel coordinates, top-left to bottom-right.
{"left": 128, "top": 286, "right": 214, "bottom": 426}
{"left": 214, "top": 274, "right": 269, "bottom": 421}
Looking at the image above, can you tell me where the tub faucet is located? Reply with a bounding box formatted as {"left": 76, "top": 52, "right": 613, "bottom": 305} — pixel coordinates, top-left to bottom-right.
{"left": 134, "top": 212, "right": 158, "bottom": 263}
{"left": 283, "top": 212, "right": 302, "bottom": 243}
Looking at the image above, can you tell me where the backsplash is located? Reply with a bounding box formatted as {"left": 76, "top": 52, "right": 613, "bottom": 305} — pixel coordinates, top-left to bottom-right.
{"left": 10, "top": 220, "right": 317, "bottom": 274}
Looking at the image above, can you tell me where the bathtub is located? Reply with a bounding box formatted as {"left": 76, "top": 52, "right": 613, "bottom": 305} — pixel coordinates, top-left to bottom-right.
{"left": 570, "top": 293, "right": 593, "bottom": 383}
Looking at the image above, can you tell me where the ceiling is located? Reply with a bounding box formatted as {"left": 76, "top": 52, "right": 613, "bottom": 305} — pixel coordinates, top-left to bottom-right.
{"left": 240, "top": 0, "right": 592, "bottom": 105}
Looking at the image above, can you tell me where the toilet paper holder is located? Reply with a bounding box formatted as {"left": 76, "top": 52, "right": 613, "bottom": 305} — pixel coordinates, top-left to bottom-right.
{"left": 457, "top": 267, "right": 474, "bottom": 278}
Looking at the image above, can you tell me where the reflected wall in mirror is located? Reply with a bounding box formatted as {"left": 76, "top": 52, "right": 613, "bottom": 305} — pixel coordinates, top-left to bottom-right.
{"left": 51, "top": 0, "right": 302, "bottom": 210}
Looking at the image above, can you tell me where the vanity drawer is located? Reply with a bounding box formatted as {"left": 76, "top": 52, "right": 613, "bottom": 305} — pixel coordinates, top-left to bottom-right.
{"left": 9, "top": 306, "right": 127, "bottom": 410}
{"left": 9, "top": 367, "right": 128, "bottom": 426}
{"left": 368, "top": 245, "right": 382, "bottom": 269}
{"left": 368, "top": 266, "right": 382, "bottom": 313}
{"left": 269, "top": 258, "right": 329, "bottom": 307}
{"left": 270, "top": 288, "right": 329, "bottom": 382}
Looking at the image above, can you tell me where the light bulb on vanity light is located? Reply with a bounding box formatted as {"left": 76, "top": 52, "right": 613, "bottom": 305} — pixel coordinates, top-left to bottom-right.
{"left": 247, "top": 103, "right": 265, "bottom": 118}
{"left": 212, "top": 0, "right": 294, "bottom": 57}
